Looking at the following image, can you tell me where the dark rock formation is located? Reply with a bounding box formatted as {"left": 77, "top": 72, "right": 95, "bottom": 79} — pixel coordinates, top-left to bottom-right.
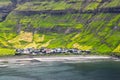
{"left": 0, "top": 0, "right": 120, "bottom": 22}
{"left": 23, "top": 25, "right": 80, "bottom": 34}
{"left": 15, "top": 6, "right": 120, "bottom": 17}
{"left": 0, "top": 0, "right": 31, "bottom": 22}
{"left": 0, "top": 4, "right": 15, "bottom": 22}
{"left": 11, "top": 0, "right": 30, "bottom": 4}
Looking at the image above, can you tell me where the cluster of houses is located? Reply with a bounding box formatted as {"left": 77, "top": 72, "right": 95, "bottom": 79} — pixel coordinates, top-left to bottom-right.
{"left": 15, "top": 47, "right": 91, "bottom": 55}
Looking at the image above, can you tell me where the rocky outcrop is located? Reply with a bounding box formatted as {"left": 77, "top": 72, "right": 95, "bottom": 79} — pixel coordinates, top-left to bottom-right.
{"left": 15, "top": 6, "right": 120, "bottom": 16}
{"left": 98, "top": 7, "right": 120, "bottom": 13}
{"left": 0, "top": 0, "right": 19, "bottom": 22}
{"left": 24, "top": 26, "right": 80, "bottom": 34}
{"left": 0, "top": 4, "right": 15, "bottom": 22}
{"left": 0, "top": 0, "right": 31, "bottom": 22}
{"left": 1, "top": 0, "right": 120, "bottom": 22}
{"left": 11, "top": 0, "right": 30, "bottom": 4}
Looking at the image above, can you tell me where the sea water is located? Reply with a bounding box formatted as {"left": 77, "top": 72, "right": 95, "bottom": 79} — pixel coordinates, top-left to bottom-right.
{"left": 0, "top": 61, "right": 120, "bottom": 80}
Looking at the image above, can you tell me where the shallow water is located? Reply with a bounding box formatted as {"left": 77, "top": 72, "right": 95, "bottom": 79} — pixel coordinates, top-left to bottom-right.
{"left": 0, "top": 61, "right": 120, "bottom": 80}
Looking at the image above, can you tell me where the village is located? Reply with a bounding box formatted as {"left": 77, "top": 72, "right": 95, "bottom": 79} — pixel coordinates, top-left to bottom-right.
{"left": 15, "top": 47, "right": 91, "bottom": 55}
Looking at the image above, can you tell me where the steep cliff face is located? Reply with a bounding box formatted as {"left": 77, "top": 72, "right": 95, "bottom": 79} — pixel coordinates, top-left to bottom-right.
{"left": 0, "top": 0, "right": 120, "bottom": 55}
{"left": 0, "top": 0, "right": 31, "bottom": 22}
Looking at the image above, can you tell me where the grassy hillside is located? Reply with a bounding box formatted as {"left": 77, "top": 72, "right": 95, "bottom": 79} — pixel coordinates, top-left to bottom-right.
{"left": 0, "top": 0, "right": 120, "bottom": 56}
{"left": 0, "top": 0, "right": 11, "bottom": 8}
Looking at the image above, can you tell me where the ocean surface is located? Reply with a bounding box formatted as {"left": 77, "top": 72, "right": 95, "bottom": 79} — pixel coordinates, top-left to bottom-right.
{"left": 0, "top": 60, "right": 120, "bottom": 80}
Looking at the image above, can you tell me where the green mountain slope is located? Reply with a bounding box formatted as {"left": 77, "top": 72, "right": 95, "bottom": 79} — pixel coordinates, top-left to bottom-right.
{"left": 0, "top": 0, "right": 120, "bottom": 56}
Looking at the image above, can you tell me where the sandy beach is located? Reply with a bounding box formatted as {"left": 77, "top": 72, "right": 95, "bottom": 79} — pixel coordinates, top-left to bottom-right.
{"left": 0, "top": 55, "right": 116, "bottom": 64}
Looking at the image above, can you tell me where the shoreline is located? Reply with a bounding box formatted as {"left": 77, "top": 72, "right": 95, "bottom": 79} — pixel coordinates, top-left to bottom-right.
{"left": 0, "top": 55, "right": 118, "bottom": 64}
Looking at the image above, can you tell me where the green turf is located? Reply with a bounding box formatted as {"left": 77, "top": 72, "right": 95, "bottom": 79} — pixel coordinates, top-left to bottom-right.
{"left": 0, "top": 0, "right": 120, "bottom": 56}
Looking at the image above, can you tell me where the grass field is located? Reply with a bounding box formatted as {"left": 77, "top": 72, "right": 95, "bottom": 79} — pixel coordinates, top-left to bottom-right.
{"left": 0, "top": 0, "right": 120, "bottom": 56}
{"left": 0, "top": 48, "right": 15, "bottom": 56}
